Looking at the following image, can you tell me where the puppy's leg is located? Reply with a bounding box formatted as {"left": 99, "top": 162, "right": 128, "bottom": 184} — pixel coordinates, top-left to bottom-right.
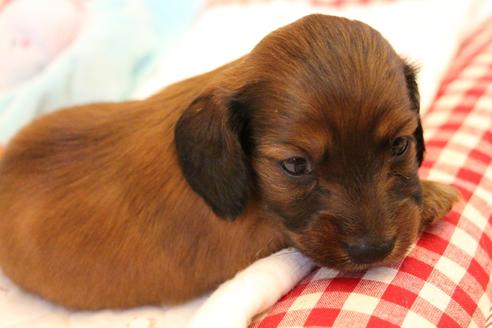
{"left": 419, "top": 180, "right": 460, "bottom": 230}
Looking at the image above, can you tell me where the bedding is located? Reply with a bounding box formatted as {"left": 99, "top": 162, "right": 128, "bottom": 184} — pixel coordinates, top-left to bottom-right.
{"left": 0, "top": 0, "right": 491, "bottom": 327}
{"left": 136, "top": 0, "right": 473, "bottom": 114}
{"left": 0, "top": 0, "right": 84, "bottom": 91}
{"left": 0, "top": 0, "right": 201, "bottom": 144}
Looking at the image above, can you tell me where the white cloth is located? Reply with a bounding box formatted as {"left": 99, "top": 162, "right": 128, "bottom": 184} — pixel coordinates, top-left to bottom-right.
{"left": 188, "top": 249, "right": 314, "bottom": 328}
{"left": 0, "top": 249, "right": 314, "bottom": 328}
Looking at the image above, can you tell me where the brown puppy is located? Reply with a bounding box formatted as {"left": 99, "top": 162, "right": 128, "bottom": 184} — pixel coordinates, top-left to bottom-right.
{"left": 0, "top": 14, "right": 458, "bottom": 310}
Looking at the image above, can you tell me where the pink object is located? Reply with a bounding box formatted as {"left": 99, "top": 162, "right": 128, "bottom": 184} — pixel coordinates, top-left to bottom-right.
{"left": 0, "top": 0, "right": 85, "bottom": 90}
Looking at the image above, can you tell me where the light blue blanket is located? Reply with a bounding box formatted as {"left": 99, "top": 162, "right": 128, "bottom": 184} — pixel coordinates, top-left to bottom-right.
{"left": 0, "top": 0, "right": 202, "bottom": 143}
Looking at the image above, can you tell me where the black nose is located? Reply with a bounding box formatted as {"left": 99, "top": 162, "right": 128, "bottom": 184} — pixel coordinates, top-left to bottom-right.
{"left": 345, "top": 238, "right": 395, "bottom": 264}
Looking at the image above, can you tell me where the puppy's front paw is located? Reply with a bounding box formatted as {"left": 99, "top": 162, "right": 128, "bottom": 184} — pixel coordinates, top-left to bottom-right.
{"left": 420, "top": 180, "right": 460, "bottom": 230}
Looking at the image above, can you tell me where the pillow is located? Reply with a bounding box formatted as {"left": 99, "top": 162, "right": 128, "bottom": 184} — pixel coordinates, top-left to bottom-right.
{"left": 251, "top": 16, "right": 492, "bottom": 327}
{"left": 136, "top": 0, "right": 474, "bottom": 115}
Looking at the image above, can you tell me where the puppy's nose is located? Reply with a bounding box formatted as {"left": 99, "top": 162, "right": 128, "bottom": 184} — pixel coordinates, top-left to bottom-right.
{"left": 345, "top": 238, "right": 395, "bottom": 264}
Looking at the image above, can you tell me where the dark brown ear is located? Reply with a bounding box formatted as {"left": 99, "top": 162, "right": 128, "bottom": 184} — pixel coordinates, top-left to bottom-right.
{"left": 403, "top": 62, "right": 425, "bottom": 166}
{"left": 174, "top": 90, "right": 251, "bottom": 220}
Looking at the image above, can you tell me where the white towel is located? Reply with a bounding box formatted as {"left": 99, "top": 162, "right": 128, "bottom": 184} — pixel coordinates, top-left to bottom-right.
{"left": 0, "top": 249, "right": 314, "bottom": 328}
{"left": 187, "top": 249, "right": 314, "bottom": 328}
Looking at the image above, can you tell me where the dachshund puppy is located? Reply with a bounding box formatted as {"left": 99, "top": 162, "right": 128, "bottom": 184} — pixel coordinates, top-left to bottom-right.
{"left": 0, "top": 14, "right": 458, "bottom": 310}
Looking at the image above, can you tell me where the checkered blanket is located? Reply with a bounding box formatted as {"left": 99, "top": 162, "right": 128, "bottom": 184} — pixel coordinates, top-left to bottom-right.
{"left": 251, "top": 15, "right": 492, "bottom": 328}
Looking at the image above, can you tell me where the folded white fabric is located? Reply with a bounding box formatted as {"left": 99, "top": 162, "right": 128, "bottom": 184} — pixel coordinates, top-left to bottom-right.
{"left": 0, "top": 248, "right": 314, "bottom": 328}
{"left": 187, "top": 248, "right": 315, "bottom": 328}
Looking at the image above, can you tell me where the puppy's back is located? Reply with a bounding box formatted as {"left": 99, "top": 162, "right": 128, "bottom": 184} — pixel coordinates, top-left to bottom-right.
{"left": 0, "top": 103, "right": 164, "bottom": 308}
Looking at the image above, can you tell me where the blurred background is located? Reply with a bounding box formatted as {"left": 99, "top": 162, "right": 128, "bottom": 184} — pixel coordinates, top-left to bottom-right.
{"left": 0, "top": 0, "right": 491, "bottom": 143}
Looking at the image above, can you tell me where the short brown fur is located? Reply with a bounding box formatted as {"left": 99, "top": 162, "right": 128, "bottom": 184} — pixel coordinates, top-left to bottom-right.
{"left": 0, "top": 15, "right": 458, "bottom": 309}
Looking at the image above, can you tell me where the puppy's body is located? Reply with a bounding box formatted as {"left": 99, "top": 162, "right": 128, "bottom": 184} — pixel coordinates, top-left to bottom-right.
{"left": 0, "top": 15, "right": 458, "bottom": 309}
{"left": 0, "top": 62, "right": 288, "bottom": 309}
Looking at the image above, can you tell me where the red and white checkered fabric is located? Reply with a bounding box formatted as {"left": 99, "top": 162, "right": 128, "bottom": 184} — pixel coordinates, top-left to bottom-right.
{"left": 251, "top": 16, "right": 492, "bottom": 328}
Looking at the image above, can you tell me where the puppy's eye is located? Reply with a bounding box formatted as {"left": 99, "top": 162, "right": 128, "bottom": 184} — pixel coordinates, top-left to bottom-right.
{"left": 280, "top": 157, "right": 312, "bottom": 176}
{"left": 391, "top": 137, "right": 409, "bottom": 156}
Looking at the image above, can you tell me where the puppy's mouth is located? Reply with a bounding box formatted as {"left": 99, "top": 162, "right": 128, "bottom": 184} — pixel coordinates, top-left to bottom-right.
{"left": 285, "top": 211, "right": 420, "bottom": 272}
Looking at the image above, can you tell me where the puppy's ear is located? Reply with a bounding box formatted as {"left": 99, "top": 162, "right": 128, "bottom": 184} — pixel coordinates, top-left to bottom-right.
{"left": 403, "top": 62, "right": 425, "bottom": 166}
{"left": 175, "top": 89, "right": 251, "bottom": 220}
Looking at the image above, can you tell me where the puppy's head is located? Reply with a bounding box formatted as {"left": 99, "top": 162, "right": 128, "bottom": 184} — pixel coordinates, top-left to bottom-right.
{"left": 175, "top": 14, "right": 426, "bottom": 270}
